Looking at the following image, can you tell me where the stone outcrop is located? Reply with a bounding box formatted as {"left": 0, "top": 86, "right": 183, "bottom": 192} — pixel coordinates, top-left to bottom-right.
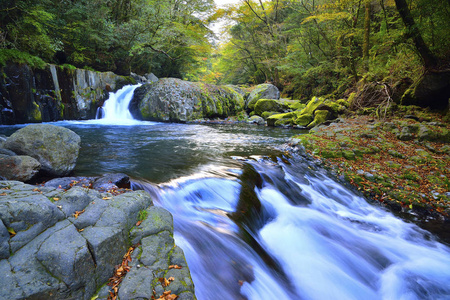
{"left": 401, "top": 71, "right": 450, "bottom": 109}
{"left": 0, "top": 180, "right": 196, "bottom": 300}
{"left": 246, "top": 83, "right": 280, "bottom": 111}
{"left": 0, "top": 63, "right": 136, "bottom": 124}
{"left": 129, "top": 78, "right": 245, "bottom": 122}
{"left": 4, "top": 124, "right": 81, "bottom": 176}
{"left": 267, "top": 97, "right": 348, "bottom": 128}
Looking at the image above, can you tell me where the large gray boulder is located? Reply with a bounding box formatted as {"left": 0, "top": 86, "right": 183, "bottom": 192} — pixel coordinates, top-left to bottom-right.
{"left": 246, "top": 83, "right": 280, "bottom": 111}
{"left": 129, "top": 78, "right": 244, "bottom": 122}
{"left": 0, "top": 180, "right": 196, "bottom": 300}
{"left": 4, "top": 124, "right": 81, "bottom": 176}
{"left": 0, "top": 154, "right": 41, "bottom": 181}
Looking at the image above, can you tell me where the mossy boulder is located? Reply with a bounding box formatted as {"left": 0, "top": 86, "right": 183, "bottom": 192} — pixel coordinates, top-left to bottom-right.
{"left": 267, "top": 112, "right": 296, "bottom": 126}
{"left": 129, "top": 78, "right": 245, "bottom": 122}
{"left": 4, "top": 124, "right": 81, "bottom": 176}
{"left": 246, "top": 84, "right": 280, "bottom": 110}
{"left": 295, "top": 113, "right": 314, "bottom": 126}
{"left": 401, "top": 71, "right": 450, "bottom": 109}
{"left": 254, "top": 99, "right": 288, "bottom": 116}
{"left": 264, "top": 96, "right": 347, "bottom": 128}
{"left": 261, "top": 111, "right": 279, "bottom": 119}
{"left": 307, "top": 110, "right": 330, "bottom": 128}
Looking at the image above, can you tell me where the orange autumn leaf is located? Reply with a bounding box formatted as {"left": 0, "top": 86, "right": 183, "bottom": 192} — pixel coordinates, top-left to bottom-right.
{"left": 168, "top": 265, "right": 182, "bottom": 269}
{"left": 73, "top": 209, "right": 85, "bottom": 219}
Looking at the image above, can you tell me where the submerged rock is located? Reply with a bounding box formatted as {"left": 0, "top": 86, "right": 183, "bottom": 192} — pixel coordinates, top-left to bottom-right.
{"left": 4, "top": 124, "right": 81, "bottom": 176}
{"left": 129, "top": 78, "right": 244, "bottom": 122}
{"left": 247, "top": 115, "right": 266, "bottom": 126}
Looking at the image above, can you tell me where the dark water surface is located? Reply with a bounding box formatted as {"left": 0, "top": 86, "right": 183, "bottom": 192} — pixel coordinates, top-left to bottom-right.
{"left": 0, "top": 121, "right": 297, "bottom": 182}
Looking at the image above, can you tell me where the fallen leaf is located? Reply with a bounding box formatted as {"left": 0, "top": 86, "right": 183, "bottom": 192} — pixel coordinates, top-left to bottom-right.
{"left": 168, "top": 265, "right": 182, "bottom": 269}
{"left": 53, "top": 197, "right": 60, "bottom": 201}
{"left": 103, "top": 197, "right": 112, "bottom": 200}
{"left": 78, "top": 228, "right": 84, "bottom": 232}
{"left": 168, "top": 277, "right": 175, "bottom": 282}
{"left": 73, "top": 209, "right": 85, "bottom": 219}
{"left": 0, "top": 192, "right": 6, "bottom": 196}
{"left": 164, "top": 278, "right": 170, "bottom": 287}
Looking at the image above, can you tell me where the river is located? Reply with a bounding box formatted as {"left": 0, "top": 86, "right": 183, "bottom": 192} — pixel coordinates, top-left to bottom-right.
{"left": 1, "top": 85, "right": 450, "bottom": 300}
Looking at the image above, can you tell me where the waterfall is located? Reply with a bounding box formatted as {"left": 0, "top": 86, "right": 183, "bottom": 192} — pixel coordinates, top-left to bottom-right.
{"left": 96, "top": 84, "right": 141, "bottom": 122}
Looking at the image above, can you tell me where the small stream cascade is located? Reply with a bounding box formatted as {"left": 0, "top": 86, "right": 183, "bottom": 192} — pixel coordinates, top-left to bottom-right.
{"left": 96, "top": 84, "right": 141, "bottom": 121}
{"left": 133, "top": 156, "right": 450, "bottom": 300}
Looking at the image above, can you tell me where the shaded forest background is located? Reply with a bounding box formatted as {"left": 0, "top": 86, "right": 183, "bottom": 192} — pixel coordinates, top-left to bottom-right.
{"left": 1, "top": 0, "right": 449, "bottom": 104}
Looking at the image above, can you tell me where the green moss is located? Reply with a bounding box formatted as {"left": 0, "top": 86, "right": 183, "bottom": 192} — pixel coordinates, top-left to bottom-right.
{"left": 347, "top": 93, "right": 357, "bottom": 107}
{"left": 62, "top": 64, "right": 77, "bottom": 70}
{"left": 138, "top": 210, "right": 148, "bottom": 221}
{"left": 0, "top": 49, "right": 46, "bottom": 68}
{"left": 254, "top": 99, "right": 285, "bottom": 116}
{"left": 321, "top": 150, "right": 342, "bottom": 158}
{"left": 267, "top": 112, "right": 296, "bottom": 126}
{"left": 288, "top": 101, "right": 306, "bottom": 110}
{"left": 31, "top": 102, "right": 42, "bottom": 122}
{"left": 336, "top": 99, "right": 349, "bottom": 108}
{"left": 307, "top": 110, "right": 330, "bottom": 128}
{"left": 341, "top": 150, "right": 356, "bottom": 160}
{"left": 410, "top": 155, "right": 426, "bottom": 163}
{"left": 295, "top": 113, "right": 313, "bottom": 126}
{"left": 261, "top": 111, "right": 279, "bottom": 119}
{"left": 401, "top": 171, "right": 422, "bottom": 182}
{"left": 388, "top": 150, "right": 405, "bottom": 159}
{"left": 299, "top": 96, "right": 324, "bottom": 116}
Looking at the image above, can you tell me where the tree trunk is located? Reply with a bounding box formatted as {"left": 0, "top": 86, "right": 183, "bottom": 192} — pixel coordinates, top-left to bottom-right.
{"left": 362, "top": 1, "right": 371, "bottom": 71}
{"left": 394, "top": 0, "right": 438, "bottom": 69}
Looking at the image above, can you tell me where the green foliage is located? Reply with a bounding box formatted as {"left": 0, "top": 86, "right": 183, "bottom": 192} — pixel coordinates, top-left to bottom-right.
{"left": 0, "top": 0, "right": 215, "bottom": 77}
{"left": 212, "top": 0, "right": 449, "bottom": 103}
{"left": 0, "top": 49, "right": 46, "bottom": 68}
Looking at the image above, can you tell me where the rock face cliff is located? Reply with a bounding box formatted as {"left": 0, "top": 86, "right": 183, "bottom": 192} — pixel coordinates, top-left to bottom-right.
{"left": 0, "top": 63, "right": 135, "bottom": 124}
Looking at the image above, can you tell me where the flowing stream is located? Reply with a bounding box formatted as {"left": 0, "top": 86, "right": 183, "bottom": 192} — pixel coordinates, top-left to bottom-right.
{"left": 1, "top": 85, "right": 450, "bottom": 299}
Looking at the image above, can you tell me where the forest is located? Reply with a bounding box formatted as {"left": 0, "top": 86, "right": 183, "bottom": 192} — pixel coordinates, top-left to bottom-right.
{"left": 1, "top": 0, "right": 449, "bottom": 105}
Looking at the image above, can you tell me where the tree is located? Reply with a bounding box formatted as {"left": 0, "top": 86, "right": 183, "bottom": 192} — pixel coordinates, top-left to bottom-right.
{"left": 393, "top": 0, "right": 438, "bottom": 69}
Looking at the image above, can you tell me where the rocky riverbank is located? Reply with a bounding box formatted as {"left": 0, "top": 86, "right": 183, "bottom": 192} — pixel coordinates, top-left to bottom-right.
{"left": 288, "top": 109, "right": 450, "bottom": 223}
{"left": 0, "top": 176, "right": 195, "bottom": 300}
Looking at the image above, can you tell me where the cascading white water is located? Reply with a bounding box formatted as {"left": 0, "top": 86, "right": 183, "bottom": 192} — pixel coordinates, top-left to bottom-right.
{"left": 135, "top": 157, "right": 450, "bottom": 300}
{"left": 96, "top": 84, "right": 141, "bottom": 122}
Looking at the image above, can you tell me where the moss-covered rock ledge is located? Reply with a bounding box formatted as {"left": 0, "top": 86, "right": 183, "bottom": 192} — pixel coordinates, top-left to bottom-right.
{"left": 291, "top": 114, "right": 450, "bottom": 218}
